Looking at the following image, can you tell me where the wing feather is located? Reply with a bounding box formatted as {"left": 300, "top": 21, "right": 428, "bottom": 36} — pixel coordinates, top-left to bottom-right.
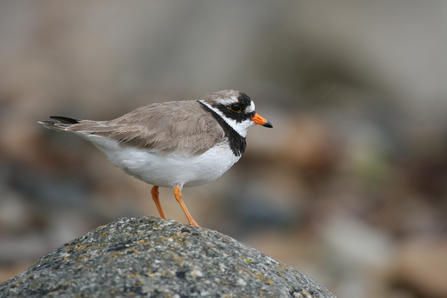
{"left": 65, "top": 100, "right": 225, "bottom": 155}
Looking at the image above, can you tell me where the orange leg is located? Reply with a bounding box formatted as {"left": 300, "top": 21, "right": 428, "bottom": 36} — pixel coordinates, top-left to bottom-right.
{"left": 174, "top": 186, "right": 200, "bottom": 227}
{"left": 151, "top": 186, "right": 166, "bottom": 219}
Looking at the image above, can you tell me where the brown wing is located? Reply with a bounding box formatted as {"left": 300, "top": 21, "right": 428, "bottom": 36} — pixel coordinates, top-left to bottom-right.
{"left": 65, "top": 100, "right": 225, "bottom": 156}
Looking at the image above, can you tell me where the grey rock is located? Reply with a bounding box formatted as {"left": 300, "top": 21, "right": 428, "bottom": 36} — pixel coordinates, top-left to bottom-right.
{"left": 0, "top": 217, "right": 336, "bottom": 298}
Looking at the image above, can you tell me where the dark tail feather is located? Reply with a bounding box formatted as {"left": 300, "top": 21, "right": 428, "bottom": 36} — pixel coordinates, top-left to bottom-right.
{"left": 39, "top": 116, "right": 80, "bottom": 131}
{"left": 49, "top": 116, "right": 80, "bottom": 124}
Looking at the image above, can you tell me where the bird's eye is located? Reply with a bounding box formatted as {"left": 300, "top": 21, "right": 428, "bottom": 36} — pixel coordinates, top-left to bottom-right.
{"left": 230, "top": 103, "right": 242, "bottom": 112}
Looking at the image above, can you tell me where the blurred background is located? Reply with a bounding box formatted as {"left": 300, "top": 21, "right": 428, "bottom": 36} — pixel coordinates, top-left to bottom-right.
{"left": 1, "top": 1, "right": 447, "bottom": 297}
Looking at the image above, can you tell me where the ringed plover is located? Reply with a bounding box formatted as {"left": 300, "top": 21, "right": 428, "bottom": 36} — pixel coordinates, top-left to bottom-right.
{"left": 39, "top": 90, "right": 272, "bottom": 227}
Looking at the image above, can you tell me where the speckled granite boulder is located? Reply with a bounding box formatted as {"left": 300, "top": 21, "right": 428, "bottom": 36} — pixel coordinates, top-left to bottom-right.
{"left": 0, "top": 217, "right": 336, "bottom": 298}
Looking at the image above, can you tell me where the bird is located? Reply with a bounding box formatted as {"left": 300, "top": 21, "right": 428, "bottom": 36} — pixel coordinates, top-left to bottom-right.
{"left": 39, "top": 90, "right": 272, "bottom": 227}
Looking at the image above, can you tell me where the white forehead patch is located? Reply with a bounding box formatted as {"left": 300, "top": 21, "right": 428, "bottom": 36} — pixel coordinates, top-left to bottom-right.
{"left": 246, "top": 101, "right": 255, "bottom": 113}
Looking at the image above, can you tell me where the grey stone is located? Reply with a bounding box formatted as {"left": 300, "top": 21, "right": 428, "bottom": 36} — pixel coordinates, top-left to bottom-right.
{"left": 0, "top": 217, "right": 336, "bottom": 298}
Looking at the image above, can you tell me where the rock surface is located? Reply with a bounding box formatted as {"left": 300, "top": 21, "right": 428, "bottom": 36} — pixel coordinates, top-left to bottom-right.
{"left": 0, "top": 217, "right": 335, "bottom": 298}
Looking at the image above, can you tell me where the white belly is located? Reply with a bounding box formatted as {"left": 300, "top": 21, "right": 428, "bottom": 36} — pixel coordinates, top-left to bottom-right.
{"left": 80, "top": 134, "right": 240, "bottom": 188}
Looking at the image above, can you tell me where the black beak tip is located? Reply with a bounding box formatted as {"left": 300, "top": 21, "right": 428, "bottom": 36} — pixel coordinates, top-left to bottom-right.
{"left": 263, "top": 121, "right": 273, "bottom": 128}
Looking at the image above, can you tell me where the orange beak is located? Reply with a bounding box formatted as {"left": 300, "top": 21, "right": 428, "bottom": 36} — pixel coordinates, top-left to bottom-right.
{"left": 251, "top": 113, "right": 273, "bottom": 128}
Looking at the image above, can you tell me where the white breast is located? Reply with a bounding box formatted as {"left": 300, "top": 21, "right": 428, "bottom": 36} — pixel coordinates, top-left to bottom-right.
{"left": 79, "top": 133, "right": 240, "bottom": 188}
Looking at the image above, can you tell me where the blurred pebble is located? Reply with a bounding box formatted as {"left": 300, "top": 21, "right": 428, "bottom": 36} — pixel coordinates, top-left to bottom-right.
{"left": 392, "top": 237, "right": 447, "bottom": 297}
